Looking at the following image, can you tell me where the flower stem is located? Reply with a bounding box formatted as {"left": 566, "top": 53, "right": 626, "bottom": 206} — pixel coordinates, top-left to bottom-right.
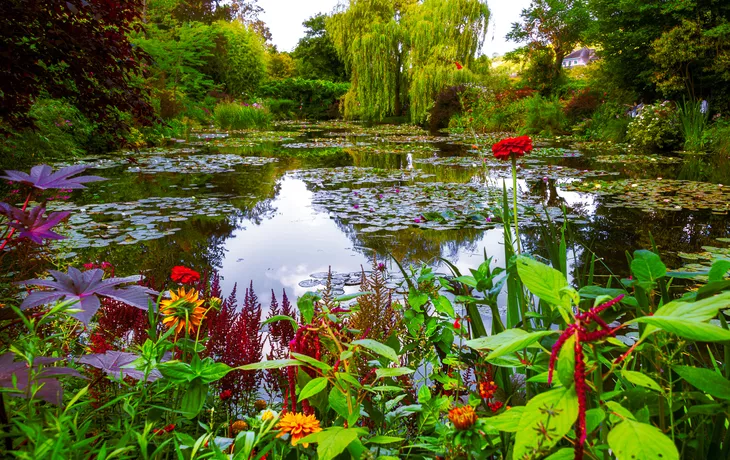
{"left": 511, "top": 155, "right": 521, "bottom": 254}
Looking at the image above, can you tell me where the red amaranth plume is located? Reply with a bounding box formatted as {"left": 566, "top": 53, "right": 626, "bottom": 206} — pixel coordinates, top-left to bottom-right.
{"left": 547, "top": 295, "right": 624, "bottom": 460}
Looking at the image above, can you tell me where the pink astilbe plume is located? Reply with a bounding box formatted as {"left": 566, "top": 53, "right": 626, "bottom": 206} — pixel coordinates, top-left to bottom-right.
{"left": 547, "top": 295, "right": 624, "bottom": 460}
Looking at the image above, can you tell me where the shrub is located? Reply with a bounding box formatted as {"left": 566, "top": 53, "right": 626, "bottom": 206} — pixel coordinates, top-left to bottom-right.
{"left": 564, "top": 88, "right": 602, "bottom": 123}
{"left": 428, "top": 85, "right": 466, "bottom": 134}
{"left": 0, "top": 99, "right": 93, "bottom": 168}
{"left": 256, "top": 78, "right": 350, "bottom": 120}
{"left": 213, "top": 102, "right": 271, "bottom": 130}
{"left": 627, "top": 101, "right": 681, "bottom": 151}
{"left": 213, "top": 21, "right": 268, "bottom": 97}
{"left": 521, "top": 94, "right": 566, "bottom": 136}
{"left": 265, "top": 99, "right": 299, "bottom": 120}
{"left": 708, "top": 116, "right": 730, "bottom": 156}
{"left": 577, "top": 101, "right": 630, "bottom": 142}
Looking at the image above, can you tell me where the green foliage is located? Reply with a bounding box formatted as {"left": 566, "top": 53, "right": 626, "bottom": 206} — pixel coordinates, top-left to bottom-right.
{"left": 627, "top": 101, "right": 681, "bottom": 151}
{"left": 677, "top": 98, "right": 710, "bottom": 152}
{"left": 293, "top": 14, "right": 348, "bottom": 82}
{"left": 267, "top": 51, "right": 297, "bottom": 80}
{"left": 214, "top": 21, "right": 268, "bottom": 97}
{"left": 256, "top": 78, "right": 350, "bottom": 120}
{"left": 522, "top": 94, "right": 567, "bottom": 135}
{"left": 213, "top": 102, "right": 271, "bottom": 130}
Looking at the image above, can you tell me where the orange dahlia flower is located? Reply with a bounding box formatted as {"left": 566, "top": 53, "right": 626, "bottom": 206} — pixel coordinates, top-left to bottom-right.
{"left": 276, "top": 412, "right": 322, "bottom": 447}
{"left": 448, "top": 405, "right": 478, "bottom": 430}
{"left": 159, "top": 287, "right": 206, "bottom": 335}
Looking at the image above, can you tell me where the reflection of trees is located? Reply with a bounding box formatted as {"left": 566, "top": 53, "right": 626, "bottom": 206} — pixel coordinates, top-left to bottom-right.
{"left": 678, "top": 154, "right": 730, "bottom": 184}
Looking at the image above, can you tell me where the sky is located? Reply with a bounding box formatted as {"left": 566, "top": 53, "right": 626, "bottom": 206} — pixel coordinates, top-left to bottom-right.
{"left": 259, "top": 0, "right": 530, "bottom": 57}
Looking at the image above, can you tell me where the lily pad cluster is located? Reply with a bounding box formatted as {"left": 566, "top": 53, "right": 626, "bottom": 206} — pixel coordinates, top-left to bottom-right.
{"left": 309, "top": 182, "right": 505, "bottom": 232}
{"left": 127, "top": 155, "right": 277, "bottom": 174}
{"left": 565, "top": 179, "right": 730, "bottom": 213}
{"left": 675, "top": 241, "right": 730, "bottom": 278}
{"left": 293, "top": 167, "right": 435, "bottom": 187}
{"left": 48, "top": 196, "right": 237, "bottom": 249}
{"left": 593, "top": 154, "right": 683, "bottom": 165}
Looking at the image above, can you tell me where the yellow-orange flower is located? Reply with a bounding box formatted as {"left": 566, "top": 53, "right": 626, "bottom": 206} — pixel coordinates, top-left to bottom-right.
{"left": 159, "top": 287, "right": 206, "bottom": 335}
{"left": 448, "top": 405, "right": 477, "bottom": 430}
{"left": 276, "top": 412, "right": 322, "bottom": 447}
{"left": 231, "top": 420, "right": 249, "bottom": 435}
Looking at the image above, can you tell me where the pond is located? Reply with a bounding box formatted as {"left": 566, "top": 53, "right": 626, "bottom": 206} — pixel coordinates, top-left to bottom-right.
{"left": 45, "top": 121, "right": 730, "bottom": 310}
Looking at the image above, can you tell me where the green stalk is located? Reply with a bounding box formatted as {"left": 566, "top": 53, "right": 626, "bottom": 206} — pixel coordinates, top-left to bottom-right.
{"left": 511, "top": 154, "right": 521, "bottom": 254}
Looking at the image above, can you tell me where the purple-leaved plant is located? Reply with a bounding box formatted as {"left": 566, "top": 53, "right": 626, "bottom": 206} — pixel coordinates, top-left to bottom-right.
{"left": 0, "top": 203, "right": 70, "bottom": 244}
{"left": 0, "top": 353, "right": 84, "bottom": 405}
{"left": 17, "top": 267, "right": 157, "bottom": 324}
{"left": 79, "top": 351, "right": 162, "bottom": 382}
{"left": 1, "top": 164, "right": 105, "bottom": 190}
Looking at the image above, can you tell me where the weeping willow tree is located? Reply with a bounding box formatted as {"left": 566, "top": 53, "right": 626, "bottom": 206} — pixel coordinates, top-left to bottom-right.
{"left": 328, "top": 0, "right": 489, "bottom": 123}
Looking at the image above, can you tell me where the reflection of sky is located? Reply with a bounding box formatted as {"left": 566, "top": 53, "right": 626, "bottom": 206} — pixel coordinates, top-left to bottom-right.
{"left": 219, "top": 176, "right": 371, "bottom": 306}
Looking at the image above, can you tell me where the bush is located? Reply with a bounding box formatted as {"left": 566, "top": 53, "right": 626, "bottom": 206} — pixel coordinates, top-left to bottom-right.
{"left": 708, "top": 116, "right": 730, "bottom": 156}
{"left": 213, "top": 102, "right": 271, "bottom": 130}
{"left": 0, "top": 99, "right": 93, "bottom": 168}
{"left": 627, "top": 101, "right": 681, "bottom": 151}
{"left": 564, "top": 88, "right": 602, "bottom": 123}
{"left": 256, "top": 78, "right": 350, "bottom": 120}
{"left": 265, "top": 99, "right": 298, "bottom": 120}
{"left": 428, "top": 85, "right": 466, "bottom": 133}
{"left": 521, "top": 95, "right": 566, "bottom": 136}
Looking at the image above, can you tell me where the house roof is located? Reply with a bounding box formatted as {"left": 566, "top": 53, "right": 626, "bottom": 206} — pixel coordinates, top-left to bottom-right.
{"left": 564, "top": 47, "right": 596, "bottom": 61}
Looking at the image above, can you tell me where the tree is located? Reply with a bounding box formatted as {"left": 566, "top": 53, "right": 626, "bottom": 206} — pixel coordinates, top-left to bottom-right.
{"left": 0, "top": 0, "right": 155, "bottom": 135}
{"left": 507, "top": 0, "right": 591, "bottom": 85}
{"left": 267, "top": 51, "right": 297, "bottom": 80}
{"left": 328, "top": 0, "right": 489, "bottom": 122}
{"left": 213, "top": 21, "right": 268, "bottom": 97}
{"left": 292, "top": 14, "right": 348, "bottom": 82}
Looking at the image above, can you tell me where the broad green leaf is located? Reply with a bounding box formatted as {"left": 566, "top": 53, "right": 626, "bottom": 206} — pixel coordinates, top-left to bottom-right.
{"left": 709, "top": 259, "right": 730, "bottom": 283}
{"left": 298, "top": 377, "right": 328, "bottom": 401}
{"left": 328, "top": 388, "right": 351, "bottom": 420}
{"left": 375, "top": 367, "right": 415, "bottom": 379}
{"left": 291, "top": 352, "right": 332, "bottom": 371}
{"left": 653, "top": 292, "right": 730, "bottom": 321}
{"left": 181, "top": 379, "right": 207, "bottom": 419}
{"left": 238, "top": 359, "right": 302, "bottom": 370}
{"left": 199, "top": 362, "right": 232, "bottom": 384}
{"left": 557, "top": 333, "right": 576, "bottom": 388}
{"left": 516, "top": 256, "right": 570, "bottom": 308}
{"left": 673, "top": 365, "right": 730, "bottom": 400}
{"left": 580, "top": 286, "right": 637, "bottom": 307}
{"left": 351, "top": 339, "right": 398, "bottom": 362}
{"left": 466, "top": 328, "right": 552, "bottom": 352}
{"left": 585, "top": 408, "right": 605, "bottom": 434}
{"left": 261, "top": 315, "right": 298, "bottom": 330}
{"left": 631, "top": 250, "right": 667, "bottom": 287}
{"left": 633, "top": 317, "right": 730, "bottom": 342}
{"left": 486, "top": 330, "right": 556, "bottom": 360}
{"left": 608, "top": 419, "right": 679, "bottom": 460}
{"left": 408, "top": 289, "right": 429, "bottom": 310}
{"left": 514, "top": 386, "right": 579, "bottom": 458}
{"left": 605, "top": 401, "right": 636, "bottom": 423}
{"left": 158, "top": 362, "right": 194, "bottom": 383}
{"left": 453, "top": 275, "right": 478, "bottom": 288}
{"left": 432, "top": 296, "right": 455, "bottom": 317}
{"left": 621, "top": 370, "right": 662, "bottom": 392}
{"left": 299, "top": 427, "right": 360, "bottom": 460}
{"left": 483, "top": 406, "right": 524, "bottom": 432}
{"left": 366, "top": 435, "right": 404, "bottom": 444}
{"left": 297, "top": 292, "right": 319, "bottom": 324}
{"left": 545, "top": 448, "right": 574, "bottom": 460}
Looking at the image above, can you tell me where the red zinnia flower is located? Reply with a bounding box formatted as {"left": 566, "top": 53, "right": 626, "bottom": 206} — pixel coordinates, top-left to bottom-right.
{"left": 453, "top": 318, "right": 461, "bottom": 329}
{"left": 454, "top": 61, "right": 463, "bottom": 70}
{"left": 171, "top": 266, "right": 200, "bottom": 284}
{"left": 491, "top": 136, "right": 533, "bottom": 160}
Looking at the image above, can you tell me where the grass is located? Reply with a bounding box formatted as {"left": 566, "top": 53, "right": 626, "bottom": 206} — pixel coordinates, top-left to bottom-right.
{"left": 213, "top": 102, "right": 272, "bottom": 130}
{"left": 678, "top": 98, "right": 709, "bottom": 152}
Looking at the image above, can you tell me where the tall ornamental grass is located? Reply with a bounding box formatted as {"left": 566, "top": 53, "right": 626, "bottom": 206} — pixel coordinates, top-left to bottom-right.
{"left": 213, "top": 102, "right": 271, "bottom": 130}
{"left": 678, "top": 98, "right": 709, "bottom": 151}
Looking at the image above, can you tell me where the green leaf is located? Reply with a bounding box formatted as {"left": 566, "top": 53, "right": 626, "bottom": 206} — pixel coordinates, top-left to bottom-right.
{"left": 297, "top": 292, "right": 319, "bottom": 324}
{"left": 181, "top": 379, "right": 207, "bottom": 419}
{"left": 605, "top": 401, "right": 636, "bottom": 423}
{"left": 557, "top": 333, "right": 576, "bottom": 388}
{"left": 633, "top": 317, "right": 730, "bottom": 342}
{"left": 238, "top": 359, "right": 302, "bottom": 370}
{"left": 453, "top": 276, "right": 478, "bottom": 288}
{"left": 585, "top": 408, "right": 605, "bottom": 434}
{"left": 261, "top": 315, "right": 298, "bottom": 330}
{"left": 514, "top": 386, "right": 579, "bottom": 458}
{"left": 291, "top": 352, "right": 332, "bottom": 371}
{"left": 432, "top": 296, "right": 455, "bottom": 317}
{"left": 486, "top": 330, "right": 556, "bottom": 360}
{"left": 709, "top": 259, "right": 730, "bottom": 283}
{"left": 516, "top": 255, "right": 570, "bottom": 308}
{"left": 483, "top": 406, "right": 524, "bottom": 432}
{"left": 608, "top": 419, "right": 679, "bottom": 460}
{"left": 375, "top": 367, "right": 415, "bottom": 379}
{"left": 199, "top": 361, "right": 232, "bottom": 384}
{"left": 673, "top": 365, "right": 730, "bottom": 400}
{"left": 631, "top": 250, "right": 667, "bottom": 287}
{"left": 408, "top": 289, "right": 429, "bottom": 310}
{"left": 351, "top": 339, "right": 398, "bottom": 362}
{"left": 466, "top": 328, "right": 553, "bottom": 353}
{"left": 328, "top": 388, "right": 350, "bottom": 420}
{"left": 298, "top": 377, "right": 328, "bottom": 401}
{"left": 299, "top": 427, "right": 360, "bottom": 460}
{"left": 335, "top": 291, "right": 374, "bottom": 302}
{"left": 653, "top": 292, "right": 730, "bottom": 321}
{"left": 621, "top": 370, "right": 662, "bottom": 392}
{"left": 545, "top": 448, "right": 575, "bottom": 460}
{"left": 366, "top": 435, "right": 404, "bottom": 444}
{"left": 158, "top": 362, "right": 194, "bottom": 383}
